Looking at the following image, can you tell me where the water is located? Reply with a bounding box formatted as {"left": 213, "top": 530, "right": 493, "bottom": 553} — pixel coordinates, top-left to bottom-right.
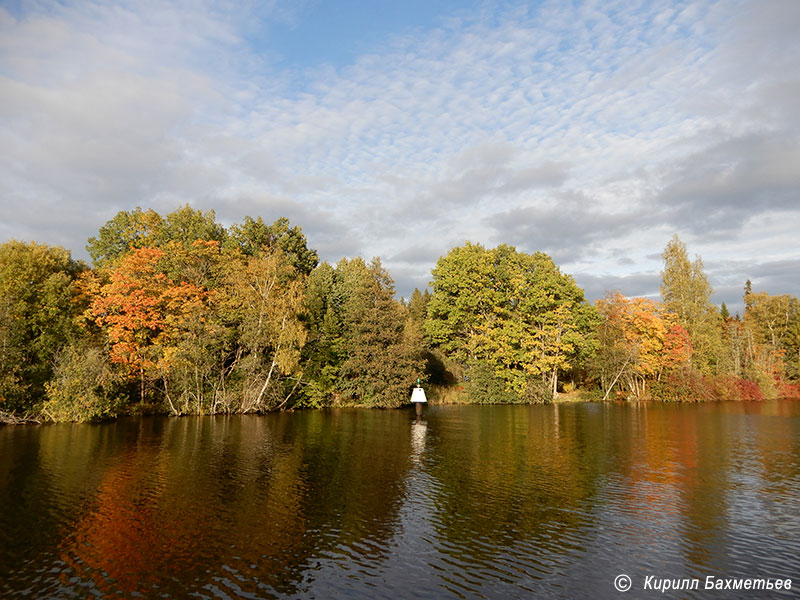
{"left": 1, "top": 401, "right": 799, "bottom": 598}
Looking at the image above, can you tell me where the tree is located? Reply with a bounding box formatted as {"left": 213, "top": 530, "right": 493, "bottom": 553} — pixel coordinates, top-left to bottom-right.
{"left": 660, "top": 235, "right": 720, "bottom": 373}
{"left": 157, "top": 204, "right": 226, "bottom": 248}
{"left": 743, "top": 290, "right": 800, "bottom": 386}
{"left": 594, "top": 292, "right": 692, "bottom": 399}
{"left": 0, "top": 241, "right": 86, "bottom": 416}
{"left": 300, "top": 258, "right": 424, "bottom": 407}
{"left": 86, "top": 205, "right": 225, "bottom": 267}
{"left": 42, "top": 341, "right": 126, "bottom": 422}
{"left": 227, "top": 216, "right": 319, "bottom": 275}
{"left": 336, "top": 258, "right": 424, "bottom": 407}
{"left": 407, "top": 288, "right": 431, "bottom": 325}
{"left": 425, "top": 243, "right": 597, "bottom": 400}
{"left": 300, "top": 262, "right": 344, "bottom": 406}
{"left": 86, "top": 207, "right": 163, "bottom": 267}
{"left": 223, "top": 247, "right": 307, "bottom": 412}
{"left": 87, "top": 245, "right": 211, "bottom": 410}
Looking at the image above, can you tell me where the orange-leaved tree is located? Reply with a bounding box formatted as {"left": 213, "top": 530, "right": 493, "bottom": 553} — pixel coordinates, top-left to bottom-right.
{"left": 89, "top": 246, "right": 210, "bottom": 411}
{"left": 595, "top": 292, "right": 692, "bottom": 399}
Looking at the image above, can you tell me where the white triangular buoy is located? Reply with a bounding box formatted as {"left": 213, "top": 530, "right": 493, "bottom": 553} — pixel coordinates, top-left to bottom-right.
{"left": 410, "top": 386, "right": 427, "bottom": 403}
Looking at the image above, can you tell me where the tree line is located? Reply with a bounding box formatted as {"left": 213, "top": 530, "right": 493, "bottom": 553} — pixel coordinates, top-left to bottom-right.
{"left": 1, "top": 207, "right": 798, "bottom": 422}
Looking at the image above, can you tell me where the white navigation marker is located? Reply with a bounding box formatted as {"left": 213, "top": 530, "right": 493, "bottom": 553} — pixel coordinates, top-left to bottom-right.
{"left": 411, "top": 378, "right": 427, "bottom": 416}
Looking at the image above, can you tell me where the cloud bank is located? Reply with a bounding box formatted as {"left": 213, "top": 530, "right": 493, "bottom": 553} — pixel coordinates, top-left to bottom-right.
{"left": 1, "top": 0, "right": 798, "bottom": 312}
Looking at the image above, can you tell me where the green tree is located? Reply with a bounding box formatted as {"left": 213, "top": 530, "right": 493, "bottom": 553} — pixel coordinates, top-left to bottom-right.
{"left": 0, "top": 241, "right": 86, "bottom": 416}
{"left": 42, "top": 340, "right": 127, "bottom": 422}
{"left": 301, "top": 258, "right": 424, "bottom": 407}
{"left": 86, "top": 205, "right": 225, "bottom": 267}
{"left": 227, "top": 216, "right": 319, "bottom": 275}
{"left": 425, "top": 243, "right": 597, "bottom": 401}
{"left": 660, "top": 235, "right": 721, "bottom": 373}
{"left": 86, "top": 207, "right": 163, "bottom": 267}
{"left": 336, "top": 258, "right": 424, "bottom": 407}
{"left": 300, "top": 262, "right": 343, "bottom": 406}
{"left": 157, "top": 205, "right": 226, "bottom": 248}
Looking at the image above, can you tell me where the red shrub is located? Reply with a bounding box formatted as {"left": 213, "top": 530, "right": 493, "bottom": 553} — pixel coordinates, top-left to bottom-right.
{"left": 653, "top": 369, "right": 765, "bottom": 402}
{"left": 777, "top": 380, "right": 800, "bottom": 399}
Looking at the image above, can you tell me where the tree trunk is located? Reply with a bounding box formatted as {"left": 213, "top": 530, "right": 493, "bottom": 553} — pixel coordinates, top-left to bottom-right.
{"left": 602, "top": 355, "right": 631, "bottom": 402}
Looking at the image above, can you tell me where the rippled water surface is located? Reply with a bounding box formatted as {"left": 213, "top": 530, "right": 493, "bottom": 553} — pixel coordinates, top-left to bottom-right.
{"left": 1, "top": 401, "right": 799, "bottom": 598}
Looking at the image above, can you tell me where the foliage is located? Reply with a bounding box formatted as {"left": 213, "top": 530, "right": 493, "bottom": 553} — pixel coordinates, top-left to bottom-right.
{"left": 86, "top": 205, "right": 225, "bottom": 267}
{"left": 744, "top": 291, "right": 800, "bottom": 380}
{"left": 0, "top": 240, "right": 86, "bottom": 415}
{"left": 651, "top": 368, "right": 764, "bottom": 403}
{"left": 88, "top": 245, "right": 212, "bottom": 408}
{"left": 7, "top": 210, "right": 800, "bottom": 420}
{"left": 593, "top": 292, "right": 692, "bottom": 399}
{"left": 660, "top": 235, "right": 721, "bottom": 373}
{"left": 302, "top": 258, "right": 424, "bottom": 408}
{"left": 43, "top": 342, "right": 127, "bottom": 422}
{"left": 227, "top": 216, "right": 319, "bottom": 275}
{"left": 425, "top": 242, "right": 598, "bottom": 400}
{"left": 223, "top": 246, "right": 307, "bottom": 412}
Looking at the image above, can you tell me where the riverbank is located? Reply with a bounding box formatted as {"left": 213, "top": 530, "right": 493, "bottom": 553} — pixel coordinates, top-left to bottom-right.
{"left": 4, "top": 378, "right": 799, "bottom": 426}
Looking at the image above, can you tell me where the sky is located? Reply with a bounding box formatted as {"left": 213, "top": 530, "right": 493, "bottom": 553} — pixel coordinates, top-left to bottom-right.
{"left": 1, "top": 0, "right": 798, "bottom": 314}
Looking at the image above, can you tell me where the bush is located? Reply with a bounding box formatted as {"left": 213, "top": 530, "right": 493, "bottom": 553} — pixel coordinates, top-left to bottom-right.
{"left": 652, "top": 367, "right": 714, "bottom": 402}
{"left": 777, "top": 380, "right": 800, "bottom": 399}
{"left": 652, "top": 368, "right": 765, "bottom": 402}
{"left": 464, "top": 360, "right": 520, "bottom": 404}
{"left": 522, "top": 379, "right": 553, "bottom": 404}
{"left": 732, "top": 377, "right": 764, "bottom": 401}
{"left": 42, "top": 343, "right": 128, "bottom": 422}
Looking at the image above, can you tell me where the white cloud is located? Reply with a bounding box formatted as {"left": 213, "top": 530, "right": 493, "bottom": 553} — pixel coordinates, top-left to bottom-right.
{"left": 1, "top": 0, "right": 798, "bottom": 306}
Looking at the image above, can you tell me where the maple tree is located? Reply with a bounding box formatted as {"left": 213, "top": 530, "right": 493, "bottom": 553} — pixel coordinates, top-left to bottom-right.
{"left": 88, "top": 245, "right": 211, "bottom": 409}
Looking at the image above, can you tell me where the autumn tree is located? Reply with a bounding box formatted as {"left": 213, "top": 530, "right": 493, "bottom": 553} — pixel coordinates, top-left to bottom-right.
{"left": 594, "top": 292, "right": 692, "bottom": 399}
{"left": 88, "top": 245, "right": 211, "bottom": 411}
{"left": 222, "top": 246, "right": 308, "bottom": 412}
{"left": 407, "top": 288, "right": 431, "bottom": 325}
{"left": 742, "top": 290, "right": 800, "bottom": 388}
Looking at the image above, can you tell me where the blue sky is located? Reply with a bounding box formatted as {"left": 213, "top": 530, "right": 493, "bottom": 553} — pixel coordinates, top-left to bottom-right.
{"left": 1, "top": 0, "right": 799, "bottom": 312}
{"left": 261, "top": 0, "right": 476, "bottom": 71}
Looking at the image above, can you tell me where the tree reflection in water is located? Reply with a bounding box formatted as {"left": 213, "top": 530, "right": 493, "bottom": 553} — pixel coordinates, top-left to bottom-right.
{"left": 1, "top": 401, "right": 799, "bottom": 599}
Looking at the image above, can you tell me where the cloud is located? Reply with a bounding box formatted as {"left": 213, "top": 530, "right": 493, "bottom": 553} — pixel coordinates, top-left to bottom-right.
{"left": 485, "top": 190, "right": 654, "bottom": 264}
{"left": 573, "top": 272, "right": 662, "bottom": 305}
{"left": 656, "top": 132, "right": 800, "bottom": 235}
{"left": 0, "top": 0, "right": 798, "bottom": 303}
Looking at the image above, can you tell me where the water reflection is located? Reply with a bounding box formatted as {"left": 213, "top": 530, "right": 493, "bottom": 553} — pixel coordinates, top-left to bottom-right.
{"left": 411, "top": 418, "right": 427, "bottom": 463}
{"left": 1, "top": 401, "right": 799, "bottom": 598}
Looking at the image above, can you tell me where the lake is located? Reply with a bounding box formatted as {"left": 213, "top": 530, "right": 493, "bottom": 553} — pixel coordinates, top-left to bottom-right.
{"left": 1, "top": 401, "right": 799, "bottom": 598}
